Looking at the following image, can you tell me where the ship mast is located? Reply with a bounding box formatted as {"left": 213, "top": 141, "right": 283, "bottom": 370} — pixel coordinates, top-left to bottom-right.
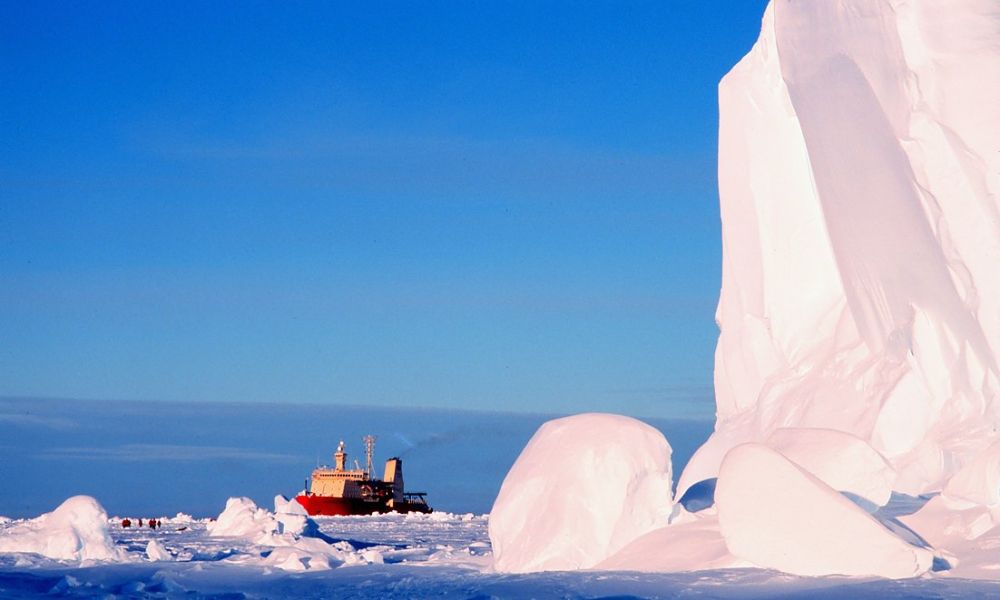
{"left": 363, "top": 435, "right": 376, "bottom": 479}
{"left": 334, "top": 440, "right": 346, "bottom": 470}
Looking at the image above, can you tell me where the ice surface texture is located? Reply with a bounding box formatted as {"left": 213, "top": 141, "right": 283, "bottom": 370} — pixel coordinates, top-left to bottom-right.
{"left": 680, "top": 0, "right": 1000, "bottom": 500}
{"left": 489, "top": 413, "right": 673, "bottom": 573}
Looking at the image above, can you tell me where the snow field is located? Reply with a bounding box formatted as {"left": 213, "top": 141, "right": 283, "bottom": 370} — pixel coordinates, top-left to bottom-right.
{"left": 3, "top": 492, "right": 1000, "bottom": 597}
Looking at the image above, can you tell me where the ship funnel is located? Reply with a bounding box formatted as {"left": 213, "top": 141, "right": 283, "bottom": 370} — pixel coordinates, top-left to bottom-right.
{"left": 384, "top": 457, "right": 405, "bottom": 503}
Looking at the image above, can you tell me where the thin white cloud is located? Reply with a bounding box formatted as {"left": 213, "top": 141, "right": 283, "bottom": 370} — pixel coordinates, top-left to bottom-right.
{"left": 38, "top": 444, "right": 300, "bottom": 463}
{"left": 0, "top": 413, "right": 78, "bottom": 430}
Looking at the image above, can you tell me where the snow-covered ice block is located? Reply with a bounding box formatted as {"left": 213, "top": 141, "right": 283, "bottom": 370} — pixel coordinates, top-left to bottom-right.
{"left": 274, "top": 495, "right": 307, "bottom": 516}
{"left": 0, "top": 495, "right": 124, "bottom": 562}
{"left": 490, "top": 413, "right": 673, "bottom": 573}
{"left": 766, "top": 428, "right": 896, "bottom": 509}
{"left": 716, "top": 443, "right": 933, "bottom": 578}
{"left": 207, "top": 496, "right": 355, "bottom": 571}
{"left": 207, "top": 497, "right": 280, "bottom": 540}
{"left": 145, "top": 539, "right": 172, "bottom": 562}
{"left": 273, "top": 494, "right": 317, "bottom": 537}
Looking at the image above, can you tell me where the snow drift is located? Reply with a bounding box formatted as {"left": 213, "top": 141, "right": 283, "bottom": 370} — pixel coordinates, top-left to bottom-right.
{"left": 0, "top": 496, "right": 124, "bottom": 562}
{"left": 679, "top": 0, "right": 1000, "bottom": 500}
{"left": 596, "top": 513, "right": 743, "bottom": 573}
{"left": 489, "top": 413, "right": 673, "bottom": 573}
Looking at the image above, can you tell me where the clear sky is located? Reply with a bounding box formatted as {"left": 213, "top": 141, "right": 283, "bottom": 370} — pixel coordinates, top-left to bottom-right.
{"left": 1, "top": 1, "right": 768, "bottom": 418}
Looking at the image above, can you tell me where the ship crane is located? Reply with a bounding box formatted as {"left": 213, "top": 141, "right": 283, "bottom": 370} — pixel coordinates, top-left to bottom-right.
{"left": 363, "top": 435, "right": 376, "bottom": 480}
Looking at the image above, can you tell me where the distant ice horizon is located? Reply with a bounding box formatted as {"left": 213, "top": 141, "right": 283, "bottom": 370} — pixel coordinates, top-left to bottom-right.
{"left": 0, "top": 396, "right": 713, "bottom": 519}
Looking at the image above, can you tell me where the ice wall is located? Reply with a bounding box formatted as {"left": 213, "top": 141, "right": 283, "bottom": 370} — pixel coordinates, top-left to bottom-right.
{"left": 680, "top": 0, "right": 1000, "bottom": 498}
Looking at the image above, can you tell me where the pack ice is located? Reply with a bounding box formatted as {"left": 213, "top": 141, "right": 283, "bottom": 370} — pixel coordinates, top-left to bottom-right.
{"left": 492, "top": 0, "right": 1000, "bottom": 580}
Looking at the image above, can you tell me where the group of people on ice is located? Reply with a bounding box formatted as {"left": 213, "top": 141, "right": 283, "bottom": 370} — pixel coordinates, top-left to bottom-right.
{"left": 120, "top": 517, "right": 161, "bottom": 529}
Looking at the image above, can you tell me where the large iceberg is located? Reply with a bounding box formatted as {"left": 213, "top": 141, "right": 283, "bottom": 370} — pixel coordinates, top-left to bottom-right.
{"left": 679, "top": 0, "right": 1000, "bottom": 500}
{"left": 491, "top": 0, "right": 1000, "bottom": 580}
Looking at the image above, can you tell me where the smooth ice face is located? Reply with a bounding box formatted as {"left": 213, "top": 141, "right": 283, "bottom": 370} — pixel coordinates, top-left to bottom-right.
{"left": 716, "top": 443, "right": 933, "bottom": 579}
{"left": 0, "top": 495, "right": 124, "bottom": 562}
{"left": 489, "top": 413, "right": 673, "bottom": 573}
{"left": 765, "top": 427, "right": 896, "bottom": 509}
{"left": 681, "top": 0, "right": 1000, "bottom": 499}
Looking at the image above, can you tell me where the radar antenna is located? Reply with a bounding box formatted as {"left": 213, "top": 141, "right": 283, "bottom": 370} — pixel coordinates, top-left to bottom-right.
{"left": 363, "top": 435, "right": 377, "bottom": 479}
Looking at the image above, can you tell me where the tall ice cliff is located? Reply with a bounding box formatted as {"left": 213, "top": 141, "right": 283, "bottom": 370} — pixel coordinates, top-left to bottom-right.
{"left": 679, "top": 0, "right": 1000, "bottom": 497}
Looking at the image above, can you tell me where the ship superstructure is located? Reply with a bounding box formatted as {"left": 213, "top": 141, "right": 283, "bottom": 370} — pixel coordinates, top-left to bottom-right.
{"left": 295, "top": 436, "right": 431, "bottom": 516}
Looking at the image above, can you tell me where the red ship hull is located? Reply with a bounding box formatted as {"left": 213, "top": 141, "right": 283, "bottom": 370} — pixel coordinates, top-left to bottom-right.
{"left": 294, "top": 495, "right": 384, "bottom": 516}
{"left": 295, "top": 494, "right": 432, "bottom": 516}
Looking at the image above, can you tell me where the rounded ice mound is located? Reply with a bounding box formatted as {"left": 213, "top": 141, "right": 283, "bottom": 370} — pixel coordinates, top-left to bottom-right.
{"left": 766, "top": 427, "right": 896, "bottom": 509}
{"left": 489, "top": 413, "right": 673, "bottom": 573}
{"left": 207, "top": 497, "right": 279, "bottom": 539}
{"left": 716, "top": 443, "right": 932, "bottom": 579}
{"left": 0, "top": 495, "right": 124, "bottom": 562}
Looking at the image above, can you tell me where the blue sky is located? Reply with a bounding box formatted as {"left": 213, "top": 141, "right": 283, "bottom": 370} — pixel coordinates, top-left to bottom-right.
{"left": 1, "top": 1, "right": 768, "bottom": 417}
